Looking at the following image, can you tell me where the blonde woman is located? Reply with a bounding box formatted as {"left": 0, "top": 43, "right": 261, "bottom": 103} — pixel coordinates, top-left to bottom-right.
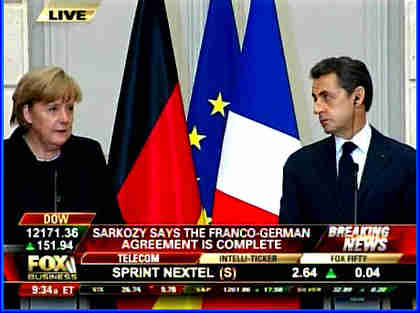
{"left": 4, "top": 66, "right": 121, "bottom": 243}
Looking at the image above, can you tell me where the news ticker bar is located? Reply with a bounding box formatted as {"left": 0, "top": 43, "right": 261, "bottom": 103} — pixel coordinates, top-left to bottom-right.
{"left": 18, "top": 218, "right": 416, "bottom": 255}
{"left": 80, "top": 252, "right": 405, "bottom": 264}
{"left": 76, "top": 264, "right": 414, "bottom": 282}
{"left": 9, "top": 282, "right": 415, "bottom": 297}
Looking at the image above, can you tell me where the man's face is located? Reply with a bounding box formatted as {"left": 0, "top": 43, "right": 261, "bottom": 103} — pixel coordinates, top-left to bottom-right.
{"left": 24, "top": 99, "right": 74, "bottom": 150}
{"left": 312, "top": 72, "right": 355, "bottom": 138}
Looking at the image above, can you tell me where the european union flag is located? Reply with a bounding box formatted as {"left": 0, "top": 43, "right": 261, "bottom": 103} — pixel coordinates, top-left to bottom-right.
{"left": 212, "top": 0, "right": 301, "bottom": 224}
{"left": 186, "top": 0, "right": 240, "bottom": 220}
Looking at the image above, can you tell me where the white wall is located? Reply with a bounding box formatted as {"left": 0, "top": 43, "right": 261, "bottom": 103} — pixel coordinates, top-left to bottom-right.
{"left": 277, "top": 0, "right": 366, "bottom": 144}
{"left": 42, "top": 0, "right": 138, "bottom": 155}
{"left": 4, "top": 0, "right": 29, "bottom": 137}
{"left": 4, "top": 0, "right": 407, "bottom": 155}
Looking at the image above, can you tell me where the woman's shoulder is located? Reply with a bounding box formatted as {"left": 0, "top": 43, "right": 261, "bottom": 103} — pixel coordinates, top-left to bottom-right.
{"left": 4, "top": 127, "right": 25, "bottom": 146}
{"left": 4, "top": 127, "right": 27, "bottom": 157}
{"left": 66, "top": 134, "right": 101, "bottom": 148}
{"left": 64, "top": 135, "right": 104, "bottom": 158}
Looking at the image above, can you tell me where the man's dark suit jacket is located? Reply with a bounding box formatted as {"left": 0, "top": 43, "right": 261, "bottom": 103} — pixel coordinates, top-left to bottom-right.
{"left": 279, "top": 127, "right": 416, "bottom": 224}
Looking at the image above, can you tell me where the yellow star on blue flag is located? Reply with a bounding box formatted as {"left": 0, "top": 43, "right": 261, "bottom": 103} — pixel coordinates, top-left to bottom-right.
{"left": 209, "top": 92, "right": 230, "bottom": 117}
{"left": 189, "top": 126, "right": 206, "bottom": 150}
{"left": 186, "top": 0, "right": 240, "bottom": 219}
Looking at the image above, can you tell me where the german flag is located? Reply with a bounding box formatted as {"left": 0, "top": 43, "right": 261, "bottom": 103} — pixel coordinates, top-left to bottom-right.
{"left": 108, "top": 3, "right": 202, "bottom": 309}
{"left": 108, "top": 0, "right": 201, "bottom": 224}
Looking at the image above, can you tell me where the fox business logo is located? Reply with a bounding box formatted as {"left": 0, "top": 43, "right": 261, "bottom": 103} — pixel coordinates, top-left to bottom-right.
{"left": 27, "top": 255, "right": 77, "bottom": 281}
{"left": 37, "top": 0, "right": 102, "bottom": 23}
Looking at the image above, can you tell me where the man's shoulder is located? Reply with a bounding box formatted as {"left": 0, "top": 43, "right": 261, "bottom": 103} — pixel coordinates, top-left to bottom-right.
{"left": 373, "top": 129, "right": 416, "bottom": 159}
{"left": 287, "top": 136, "right": 332, "bottom": 163}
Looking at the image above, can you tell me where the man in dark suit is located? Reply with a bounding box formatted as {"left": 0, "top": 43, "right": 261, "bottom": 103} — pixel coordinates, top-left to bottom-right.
{"left": 279, "top": 57, "right": 416, "bottom": 224}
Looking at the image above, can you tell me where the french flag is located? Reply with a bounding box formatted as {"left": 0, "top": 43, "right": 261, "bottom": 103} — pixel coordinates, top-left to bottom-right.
{"left": 212, "top": 0, "right": 301, "bottom": 224}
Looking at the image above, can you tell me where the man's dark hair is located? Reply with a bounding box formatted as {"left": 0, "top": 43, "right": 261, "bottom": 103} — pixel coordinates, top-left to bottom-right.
{"left": 310, "top": 56, "right": 373, "bottom": 112}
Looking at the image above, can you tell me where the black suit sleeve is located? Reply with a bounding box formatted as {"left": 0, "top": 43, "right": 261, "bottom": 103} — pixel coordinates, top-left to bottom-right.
{"left": 402, "top": 151, "right": 416, "bottom": 224}
{"left": 279, "top": 157, "right": 302, "bottom": 224}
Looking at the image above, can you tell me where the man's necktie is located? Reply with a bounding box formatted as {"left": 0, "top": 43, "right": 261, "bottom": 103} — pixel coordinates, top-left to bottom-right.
{"left": 337, "top": 142, "right": 358, "bottom": 218}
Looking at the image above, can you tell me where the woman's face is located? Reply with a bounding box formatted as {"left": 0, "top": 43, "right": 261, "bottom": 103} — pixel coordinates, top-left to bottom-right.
{"left": 24, "top": 99, "right": 74, "bottom": 150}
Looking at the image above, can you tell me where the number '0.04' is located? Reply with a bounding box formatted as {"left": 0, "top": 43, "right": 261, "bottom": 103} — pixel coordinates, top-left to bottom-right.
{"left": 355, "top": 267, "right": 380, "bottom": 278}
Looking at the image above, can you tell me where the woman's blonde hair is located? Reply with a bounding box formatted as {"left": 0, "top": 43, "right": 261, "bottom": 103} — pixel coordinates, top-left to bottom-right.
{"left": 11, "top": 66, "right": 82, "bottom": 127}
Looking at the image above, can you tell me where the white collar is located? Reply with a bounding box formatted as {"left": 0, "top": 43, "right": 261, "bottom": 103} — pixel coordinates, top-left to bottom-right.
{"left": 335, "top": 122, "right": 372, "bottom": 154}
